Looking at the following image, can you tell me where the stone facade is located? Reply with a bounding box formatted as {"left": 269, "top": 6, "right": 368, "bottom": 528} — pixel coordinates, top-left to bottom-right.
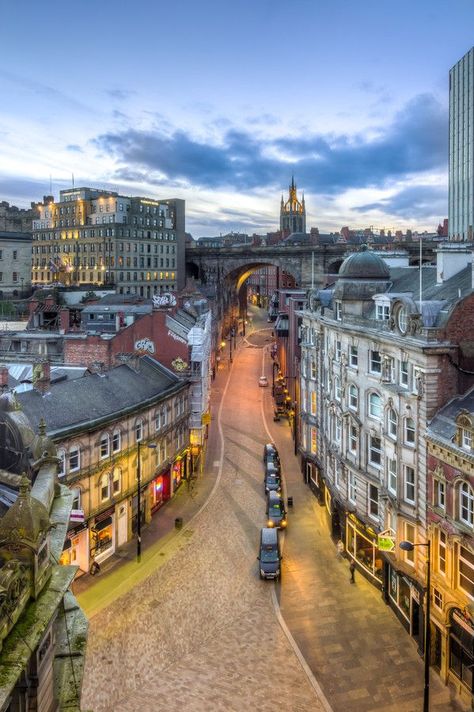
{"left": 0, "top": 231, "right": 32, "bottom": 295}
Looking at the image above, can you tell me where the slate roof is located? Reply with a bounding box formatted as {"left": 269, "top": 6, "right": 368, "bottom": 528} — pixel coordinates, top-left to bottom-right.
{"left": 17, "top": 356, "right": 184, "bottom": 436}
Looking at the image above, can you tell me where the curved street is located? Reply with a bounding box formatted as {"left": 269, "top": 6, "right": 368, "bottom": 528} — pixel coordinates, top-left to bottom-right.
{"left": 80, "top": 307, "right": 468, "bottom": 712}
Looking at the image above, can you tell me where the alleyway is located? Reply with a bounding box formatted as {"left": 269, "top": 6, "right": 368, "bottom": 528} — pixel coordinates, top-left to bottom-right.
{"left": 79, "top": 307, "right": 469, "bottom": 712}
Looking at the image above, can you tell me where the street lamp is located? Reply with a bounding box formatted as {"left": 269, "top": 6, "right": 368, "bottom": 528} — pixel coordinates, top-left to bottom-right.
{"left": 400, "top": 539, "right": 431, "bottom": 712}
{"left": 136, "top": 440, "right": 157, "bottom": 563}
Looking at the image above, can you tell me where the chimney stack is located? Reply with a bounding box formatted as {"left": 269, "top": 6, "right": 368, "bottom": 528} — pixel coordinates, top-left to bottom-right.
{"left": 0, "top": 364, "right": 9, "bottom": 391}
{"left": 33, "top": 361, "right": 51, "bottom": 395}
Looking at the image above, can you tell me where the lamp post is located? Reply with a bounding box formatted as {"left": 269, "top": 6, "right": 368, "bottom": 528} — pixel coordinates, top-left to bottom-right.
{"left": 400, "top": 539, "right": 431, "bottom": 712}
{"left": 228, "top": 333, "right": 233, "bottom": 363}
{"left": 136, "top": 440, "right": 157, "bottom": 563}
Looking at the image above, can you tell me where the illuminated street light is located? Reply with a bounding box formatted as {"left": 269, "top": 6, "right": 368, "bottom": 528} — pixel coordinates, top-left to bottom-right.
{"left": 400, "top": 539, "right": 431, "bottom": 712}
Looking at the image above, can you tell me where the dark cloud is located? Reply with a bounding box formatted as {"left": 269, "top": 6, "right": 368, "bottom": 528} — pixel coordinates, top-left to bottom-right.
{"left": 94, "top": 92, "right": 447, "bottom": 199}
{"left": 356, "top": 184, "right": 447, "bottom": 220}
{"left": 0, "top": 176, "right": 70, "bottom": 204}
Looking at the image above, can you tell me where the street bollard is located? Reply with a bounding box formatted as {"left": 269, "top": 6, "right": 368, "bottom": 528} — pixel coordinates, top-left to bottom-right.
{"left": 175, "top": 517, "right": 183, "bottom": 530}
{"left": 287, "top": 496, "right": 293, "bottom": 508}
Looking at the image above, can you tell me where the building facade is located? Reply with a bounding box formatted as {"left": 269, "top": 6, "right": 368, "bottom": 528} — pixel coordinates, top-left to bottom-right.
{"left": 449, "top": 46, "right": 474, "bottom": 241}
{"left": 17, "top": 356, "right": 190, "bottom": 575}
{"left": 0, "top": 231, "right": 32, "bottom": 296}
{"left": 32, "top": 188, "right": 185, "bottom": 296}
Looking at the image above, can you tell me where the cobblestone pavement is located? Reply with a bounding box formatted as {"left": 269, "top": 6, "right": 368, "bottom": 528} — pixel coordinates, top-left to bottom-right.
{"left": 80, "top": 311, "right": 323, "bottom": 712}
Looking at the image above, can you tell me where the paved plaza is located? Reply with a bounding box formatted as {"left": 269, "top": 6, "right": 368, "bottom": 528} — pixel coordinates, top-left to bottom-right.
{"left": 79, "top": 310, "right": 470, "bottom": 712}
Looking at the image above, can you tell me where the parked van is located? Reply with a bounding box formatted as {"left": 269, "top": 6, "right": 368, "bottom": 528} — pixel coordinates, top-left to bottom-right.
{"left": 258, "top": 527, "right": 281, "bottom": 580}
{"left": 266, "top": 491, "right": 287, "bottom": 529}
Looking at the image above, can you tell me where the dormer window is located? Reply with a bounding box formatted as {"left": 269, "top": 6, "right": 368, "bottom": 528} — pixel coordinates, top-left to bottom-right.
{"left": 462, "top": 428, "right": 472, "bottom": 451}
{"left": 376, "top": 304, "right": 390, "bottom": 321}
{"left": 455, "top": 413, "right": 474, "bottom": 451}
{"left": 335, "top": 302, "right": 342, "bottom": 321}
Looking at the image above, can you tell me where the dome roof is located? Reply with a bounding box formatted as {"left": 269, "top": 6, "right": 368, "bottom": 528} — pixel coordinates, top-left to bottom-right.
{"left": 0, "top": 476, "right": 50, "bottom": 551}
{"left": 339, "top": 246, "right": 390, "bottom": 280}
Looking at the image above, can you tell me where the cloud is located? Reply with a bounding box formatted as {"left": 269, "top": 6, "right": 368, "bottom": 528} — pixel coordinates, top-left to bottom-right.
{"left": 105, "top": 88, "right": 136, "bottom": 101}
{"left": 355, "top": 184, "right": 447, "bottom": 219}
{"left": 66, "top": 144, "right": 83, "bottom": 153}
{"left": 94, "top": 93, "right": 447, "bottom": 200}
{"left": 0, "top": 176, "right": 70, "bottom": 202}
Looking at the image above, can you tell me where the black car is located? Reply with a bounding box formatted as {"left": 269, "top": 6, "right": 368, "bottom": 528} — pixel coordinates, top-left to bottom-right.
{"left": 263, "top": 442, "right": 279, "bottom": 464}
{"left": 258, "top": 527, "right": 282, "bottom": 580}
{"left": 266, "top": 453, "right": 281, "bottom": 474}
{"left": 266, "top": 491, "right": 287, "bottom": 529}
{"left": 264, "top": 471, "right": 282, "bottom": 494}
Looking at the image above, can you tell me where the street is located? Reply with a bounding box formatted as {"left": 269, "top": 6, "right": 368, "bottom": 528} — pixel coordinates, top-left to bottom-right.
{"left": 80, "top": 307, "right": 469, "bottom": 712}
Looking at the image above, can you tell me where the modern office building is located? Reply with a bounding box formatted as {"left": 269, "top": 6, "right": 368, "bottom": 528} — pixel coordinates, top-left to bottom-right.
{"left": 31, "top": 188, "right": 185, "bottom": 296}
{"left": 449, "top": 46, "right": 474, "bottom": 241}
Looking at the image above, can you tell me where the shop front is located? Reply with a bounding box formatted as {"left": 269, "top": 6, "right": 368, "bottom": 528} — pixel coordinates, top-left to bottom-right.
{"left": 60, "top": 522, "right": 88, "bottom": 575}
{"left": 304, "top": 457, "right": 324, "bottom": 504}
{"left": 383, "top": 557, "right": 424, "bottom": 650}
{"left": 171, "top": 457, "right": 184, "bottom": 494}
{"left": 150, "top": 467, "right": 171, "bottom": 515}
{"left": 448, "top": 607, "right": 474, "bottom": 695}
{"left": 90, "top": 506, "right": 115, "bottom": 565}
{"left": 346, "top": 513, "right": 383, "bottom": 588}
{"left": 323, "top": 483, "right": 344, "bottom": 541}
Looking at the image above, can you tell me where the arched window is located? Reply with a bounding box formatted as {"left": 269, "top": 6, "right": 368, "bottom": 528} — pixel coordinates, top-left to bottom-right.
{"left": 155, "top": 410, "right": 161, "bottom": 431}
{"left": 348, "top": 384, "right": 358, "bottom": 410}
{"left": 334, "top": 375, "right": 341, "bottom": 402}
{"left": 404, "top": 417, "right": 415, "bottom": 445}
{"left": 112, "top": 467, "right": 121, "bottom": 495}
{"left": 460, "top": 482, "right": 474, "bottom": 527}
{"left": 100, "top": 473, "right": 110, "bottom": 502}
{"left": 100, "top": 433, "right": 110, "bottom": 459}
{"left": 388, "top": 408, "right": 398, "bottom": 438}
{"left": 112, "top": 429, "right": 121, "bottom": 453}
{"left": 368, "top": 392, "right": 382, "bottom": 419}
{"left": 57, "top": 449, "right": 66, "bottom": 477}
{"left": 135, "top": 420, "right": 143, "bottom": 442}
{"left": 68, "top": 446, "right": 80, "bottom": 473}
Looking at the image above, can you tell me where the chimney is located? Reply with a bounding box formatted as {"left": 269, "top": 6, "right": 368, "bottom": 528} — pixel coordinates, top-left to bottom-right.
{"left": 34, "top": 361, "right": 51, "bottom": 395}
{"left": 436, "top": 244, "right": 473, "bottom": 284}
{"left": 0, "top": 364, "right": 9, "bottom": 391}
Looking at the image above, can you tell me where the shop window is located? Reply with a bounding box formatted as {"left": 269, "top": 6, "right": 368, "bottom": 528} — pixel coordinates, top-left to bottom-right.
{"left": 57, "top": 449, "right": 66, "bottom": 477}
{"left": 388, "top": 458, "right": 397, "bottom": 494}
{"left": 348, "top": 384, "right": 358, "bottom": 410}
{"left": 387, "top": 408, "right": 398, "bottom": 438}
{"left": 404, "top": 417, "right": 416, "bottom": 445}
{"left": 368, "top": 484, "right": 379, "bottom": 519}
{"left": 349, "top": 425, "right": 358, "bottom": 454}
{"left": 112, "top": 467, "right": 121, "bottom": 495}
{"left": 349, "top": 345, "right": 358, "bottom": 368}
{"left": 449, "top": 610, "right": 474, "bottom": 688}
{"left": 438, "top": 530, "right": 447, "bottom": 575}
{"left": 100, "top": 433, "right": 110, "bottom": 459}
{"left": 69, "top": 447, "right": 80, "bottom": 473}
{"left": 135, "top": 420, "right": 143, "bottom": 442}
{"left": 368, "top": 392, "right": 382, "bottom": 419}
{"left": 460, "top": 482, "right": 474, "bottom": 527}
{"left": 458, "top": 545, "right": 474, "bottom": 597}
{"left": 112, "top": 430, "right": 121, "bottom": 453}
{"left": 404, "top": 466, "right": 416, "bottom": 503}
{"left": 404, "top": 523, "right": 415, "bottom": 564}
{"left": 368, "top": 435, "right": 382, "bottom": 468}
{"left": 348, "top": 472, "right": 357, "bottom": 503}
{"left": 369, "top": 350, "right": 381, "bottom": 375}
{"left": 100, "top": 474, "right": 110, "bottom": 502}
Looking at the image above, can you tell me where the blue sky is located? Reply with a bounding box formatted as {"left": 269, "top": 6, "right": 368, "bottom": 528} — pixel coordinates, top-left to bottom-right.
{"left": 1, "top": 0, "right": 473, "bottom": 236}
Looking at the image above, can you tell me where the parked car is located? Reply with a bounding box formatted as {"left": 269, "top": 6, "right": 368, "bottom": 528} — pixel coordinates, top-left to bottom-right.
{"left": 266, "top": 491, "right": 287, "bottom": 529}
{"left": 258, "top": 527, "right": 281, "bottom": 580}
{"left": 264, "top": 459, "right": 281, "bottom": 480}
{"left": 259, "top": 375, "right": 268, "bottom": 387}
{"left": 263, "top": 442, "right": 279, "bottom": 464}
{"left": 264, "top": 470, "right": 281, "bottom": 494}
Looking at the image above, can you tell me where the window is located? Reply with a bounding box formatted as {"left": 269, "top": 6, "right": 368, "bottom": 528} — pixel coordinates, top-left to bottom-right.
{"left": 335, "top": 302, "right": 342, "bottom": 321}
{"left": 369, "top": 392, "right": 382, "bottom": 419}
{"left": 310, "top": 390, "right": 317, "bottom": 416}
{"left": 388, "top": 458, "right": 397, "bottom": 494}
{"left": 334, "top": 375, "right": 341, "bottom": 401}
{"left": 404, "top": 523, "right": 415, "bottom": 564}
{"left": 405, "top": 466, "right": 415, "bottom": 503}
{"left": 369, "top": 350, "right": 381, "bottom": 374}
{"left": 335, "top": 416, "right": 342, "bottom": 443}
{"left": 71, "top": 488, "right": 81, "bottom": 510}
{"left": 161, "top": 407, "right": 167, "bottom": 427}
{"left": 100, "top": 474, "right": 110, "bottom": 502}
{"left": 310, "top": 359, "right": 316, "bottom": 379}
{"left": 112, "top": 467, "right": 121, "bottom": 495}
{"left": 369, "top": 435, "right": 382, "bottom": 467}
{"left": 388, "top": 408, "right": 398, "bottom": 438}
{"left": 433, "top": 588, "right": 443, "bottom": 610}
{"left": 335, "top": 340, "right": 341, "bottom": 362}
{"left": 439, "top": 530, "right": 447, "bottom": 575}
{"left": 460, "top": 482, "right": 474, "bottom": 527}
{"left": 12, "top": 250, "right": 17, "bottom": 260}
{"left": 462, "top": 428, "right": 472, "bottom": 451}
{"left": 369, "top": 484, "right": 379, "bottom": 518}
{"left": 348, "top": 472, "right": 357, "bottom": 503}
{"left": 376, "top": 304, "right": 390, "bottom": 321}
{"left": 57, "top": 449, "right": 66, "bottom": 477}
{"left": 459, "top": 545, "right": 474, "bottom": 597}
{"left": 112, "top": 430, "right": 121, "bottom": 453}
{"left": 404, "top": 417, "right": 415, "bottom": 445}
{"left": 400, "top": 360, "right": 409, "bottom": 387}
{"left": 397, "top": 305, "right": 409, "bottom": 335}
{"left": 135, "top": 420, "right": 143, "bottom": 442}
{"left": 12, "top": 272, "right": 18, "bottom": 283}
{"left": 310, "top": 426, "right": 317, "bottom": 454}
{"left": 349, "top": 346, "right": 358, "bottom": 368}
{"left": 348, "top": 385, "right": 358, "bottom": 410}
{"left": 349, "top": 425, "right": 358, "bottom": 454}
{"left": 69, "top": 447, "right": 80, "bottom": 472}
{"left": 100, "top": 433, "right": 110, "bottom": 459}
{"left": 155, "top": 411, "right": 161, "bottom": 431}
{"left": 434, "top": 479, "right": 446, "bottom": 510}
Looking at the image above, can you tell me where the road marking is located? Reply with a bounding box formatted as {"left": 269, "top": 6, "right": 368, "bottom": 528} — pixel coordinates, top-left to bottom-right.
{"left": 260, "top": 347, "right": 334, "bottom": 712}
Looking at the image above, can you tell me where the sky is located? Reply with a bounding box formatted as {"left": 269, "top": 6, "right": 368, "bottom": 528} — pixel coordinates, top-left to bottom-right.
{"left": 0, "top": 0, "right": 473, "bottom": 237}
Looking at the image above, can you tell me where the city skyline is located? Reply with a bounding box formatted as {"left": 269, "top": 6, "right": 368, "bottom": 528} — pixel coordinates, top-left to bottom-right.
{"left": 1, "top": 1, "right": 473, "bottom": 236}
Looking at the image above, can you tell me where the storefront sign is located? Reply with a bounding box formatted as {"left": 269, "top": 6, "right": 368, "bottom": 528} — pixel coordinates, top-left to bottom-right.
{"left": 67, "top": 521, "right": 88, "bottom": 539}
{"left": 70, "top": 508, "right": 85, "bottom": 523}
{"left": 94, "top": 506, "right": 115, "bottom": 524}
{"left": 377, "top": 529, "right": 395, "bottom": 552}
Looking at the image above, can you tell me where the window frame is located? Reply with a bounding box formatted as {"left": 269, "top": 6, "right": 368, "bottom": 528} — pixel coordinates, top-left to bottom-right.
{"left": 112, "top": 429, "right": 121, "bottom": 453}
{"left": 368, "top": 392, "right": 382, "bottom": 420}
{"left": 369, "top": 350, "right": 382, "bottom": 375}
{"left": 404, "top": 417, "right": 416, "bottom": 446}
{"left": 100, "top": 433, "right": 110, "bottom": 459}
{"left": 404, "top": 465, "right": 416, "bottom": 504}
{"left": 387, "top": 407, "right": 398, "bottom": 438}
{"left": 349, "top": 346, "right": 358, "bottom": 368}
{"left": 348, "top": 384, "right": 358, "bottom": 411}
{"left": 368, "top": 484, "right": 379, "bottom": 519}
{"left": 368, "top": 434, "right": 382, "bottom": 468}
{"left": 460, "top": 482, "right": 474, "bottom": 527}
{"left": 68, "top": 446, "right": 80, "bottom": 473}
